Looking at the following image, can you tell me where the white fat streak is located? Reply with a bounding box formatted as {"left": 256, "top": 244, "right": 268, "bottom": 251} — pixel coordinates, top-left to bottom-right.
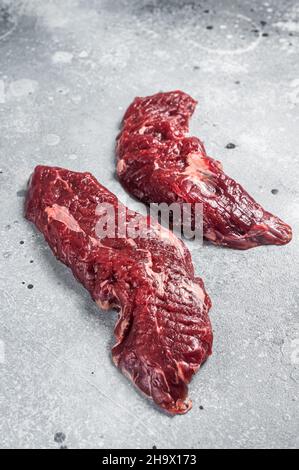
{"left": 138, "top": 125, "right": 147, "bottom": 135}
{"left": 96, "top": 298, "right": 119, "bottom": 311}
{"left": 176, "top": 360, "right": 200, "bottom": 382}
{"left": 96, "top": 299, "right": 112, "bottom": 310}
{"left": 152, "top": 151, "right": 215, "bottom": 195}
{"left": 143, "top": 247, "right": 205, "bottom": 304}
{"left": 143, "top": 257, "right": 166, "bottom": 298}
{"left": 45, "top": 204, "right": 114, "bottom": 251}
{"left": 117, "top": 159, "right": 127, "bottom": 175}
{"left": 185, "top": 153, "right": 211, "bottom": 174}
{"left": 182, "top": 152, "right": 217, "bottom": 196}
{"left": 45, "top": 204, "right": 83, "bottom": 232}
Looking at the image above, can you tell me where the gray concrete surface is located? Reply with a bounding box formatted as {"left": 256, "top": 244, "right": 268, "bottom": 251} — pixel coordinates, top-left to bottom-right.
{"left": 0, "top": 0, "right": 298, "bottom": 449}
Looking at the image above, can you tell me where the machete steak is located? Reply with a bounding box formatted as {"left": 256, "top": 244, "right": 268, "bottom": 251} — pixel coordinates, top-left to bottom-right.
{"left": 116, "top": 90, "right": 292, "bottom": 249}
{"left": 25, "top": 165, "right": 212, "bottom": 414}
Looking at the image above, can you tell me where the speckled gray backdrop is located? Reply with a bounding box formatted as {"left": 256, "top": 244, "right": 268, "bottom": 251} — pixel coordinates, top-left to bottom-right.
{"left": 0, "top": 0, "right": 298, "bottom": 449}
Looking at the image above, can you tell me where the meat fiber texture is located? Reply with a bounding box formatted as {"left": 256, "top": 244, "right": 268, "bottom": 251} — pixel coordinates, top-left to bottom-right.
{"left": 116, "top": 90, "right": 292, "bottom": 250}
{"left": 25, "top": 166, "right": 213, "bottom": 415}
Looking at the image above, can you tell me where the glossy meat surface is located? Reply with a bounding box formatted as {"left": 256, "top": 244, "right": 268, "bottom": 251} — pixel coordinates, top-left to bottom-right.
{"left": 117, "top": 90, "right": 292, "bottom": 249}
{"left": 25, "top": 165, "right": 213, "bottom": 414}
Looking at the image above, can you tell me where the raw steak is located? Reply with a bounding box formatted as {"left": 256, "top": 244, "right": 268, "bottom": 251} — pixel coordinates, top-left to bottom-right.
{"left": 116, "top": 90, "right": 292, "bottom": 249}
{"left": 25, "top": 165, "right": 212, "bottom": 414}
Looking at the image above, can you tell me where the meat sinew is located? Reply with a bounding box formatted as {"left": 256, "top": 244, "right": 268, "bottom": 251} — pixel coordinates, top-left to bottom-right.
{"left": 116, "top": 90, "right": 292, "bottom": 249}
{"left": 25, "top": 165, "right": 212, "bottom": 414}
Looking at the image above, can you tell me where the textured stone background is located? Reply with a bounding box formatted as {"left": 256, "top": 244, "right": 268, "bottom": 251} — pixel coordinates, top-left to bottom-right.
{"left": 0, "top": 0, "right": 298, "bottom": 449}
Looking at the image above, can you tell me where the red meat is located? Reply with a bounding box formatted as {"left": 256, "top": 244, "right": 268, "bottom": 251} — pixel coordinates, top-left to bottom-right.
{"left": 116, "top": 90, "right": 292, "bottom": 249}
{"left": 25, "top": 165, "right": 212, "bottom": 414}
